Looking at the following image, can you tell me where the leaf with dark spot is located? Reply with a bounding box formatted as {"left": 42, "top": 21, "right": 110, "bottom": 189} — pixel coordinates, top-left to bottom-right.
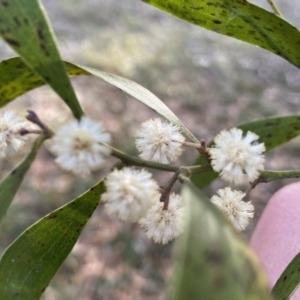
{"left": 142, "top": 0, "right": 300, "bottom": 69}
{"left": 0, "top": 180, "right": 105, "bottom": 300}
{"left": 272, "top": 252, "right": 300, "bottom": 299}
{"left": 0, "top": 0, "right": 83, "bottom": 119}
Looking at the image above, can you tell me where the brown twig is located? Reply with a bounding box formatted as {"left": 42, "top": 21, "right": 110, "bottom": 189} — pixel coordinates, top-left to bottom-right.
{"left": 18, "top": 128, "right": 43, "bottom": 136}
{"left": 26, "top": 110, "right": 53, "bottom": 138}
{"left": 182, "top": 139, "right": 211, "bottom": 161}
{"left": 161, "top": 170, "right": 180, "bottom": 210}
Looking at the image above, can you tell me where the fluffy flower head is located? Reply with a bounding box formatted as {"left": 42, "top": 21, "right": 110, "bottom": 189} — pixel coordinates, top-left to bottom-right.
{"left": 50, "top": 117, "right": 110, "bottom": 175}
{"left": 102, "top": 167, "right": 159, "bottom": 222}
{"left": 139, "top": 193, "right": 184, "bottom": 244}
{"left": 209, "top": 128, "right": 265, "bottom": 184}
{"left": 0, "top": 110, "right": 29, "bottom": 158}
{"left": 135, "top": 118, "right": 185, "bottom": 164}
{"left": 211, "top": 187, "right": 254, "bottom": 231}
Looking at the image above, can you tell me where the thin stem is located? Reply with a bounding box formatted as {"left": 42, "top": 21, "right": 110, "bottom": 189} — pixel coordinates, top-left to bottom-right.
{"left": 251, "top": 169, "right": 300, "bottom": 189}
{"left": 104, "top": 143, "right": 179, "bottom": 172}
{"left": 266, "top": 0, "right": 283, "bottom": 17}
{"left": 182, "top": 139, "right": 210, "bottom": 162}
{"left": 244, "top": 185, "right": 253, "bottom": 198}
{"left": 182, "top": 141, "right": 201, "bottom": 149}
{"left": 104, "top": 143, "right": 213, "bottom": 176}
{"left": 109, "top": 160, "right": 125, "bottom": 171}
{"left": 181, "top": 164, "right": 213, "bottom": 175}
{"left": 161, "top": 170, "right": 180, "bottom": 210}
{"left": 33, "top": 134, "right": 48, "bottom": 150}
{"left": 26, "top": 110, "right": 53, "bottom": 138}
{"left": 19, "top": 129, "right": 43, "bottom": 135}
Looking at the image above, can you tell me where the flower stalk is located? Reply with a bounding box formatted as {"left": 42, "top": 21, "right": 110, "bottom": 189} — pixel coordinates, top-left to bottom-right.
{"left": 103, "top": 142, "right": 213, "bottom": 175}
{"left": 26, "top": 110, "right": 54, "bottom": 138}
{"left": 182, "top": 139, "right": 210, "bottom": 161}
{"left": 161, "top": 170, "right": 180, "bottom": 210}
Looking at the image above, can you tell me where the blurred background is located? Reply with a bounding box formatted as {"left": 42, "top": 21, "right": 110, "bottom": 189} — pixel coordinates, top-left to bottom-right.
{"left": 1, "top": 0, "right": 300, "bottom": 299}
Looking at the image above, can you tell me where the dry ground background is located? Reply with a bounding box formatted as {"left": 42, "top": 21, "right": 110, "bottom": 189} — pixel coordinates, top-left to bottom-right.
{"left": 1, "top": 0, "right": 300, "bottom": 299}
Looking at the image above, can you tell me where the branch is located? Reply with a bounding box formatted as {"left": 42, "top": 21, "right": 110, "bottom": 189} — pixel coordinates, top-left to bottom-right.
{"left": 251, "top": 169, "right": 300, "bottom": 189}
{"left": 26, "top": 110, "right": 53, "bottom": 138}
{"left": 103, "top": 143, "right": 213, "bottom": 174}
{"left": 161, "top": 170, "right": 180, "bottom": 210}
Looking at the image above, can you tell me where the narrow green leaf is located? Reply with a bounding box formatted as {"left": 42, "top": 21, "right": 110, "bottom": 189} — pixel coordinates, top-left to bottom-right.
{"left": 238, "top": 116, "right": 300, "bottom": 150}
{"left": 0, "top": 0, "right": 83, "bottom": 119}
{"left": 272, "top": 252, "right": 300, "bottom": 300}
{"left": 0, "top": 135, "right": 45, "bottom": 223}
{"left": 192, "top": 115, "right": 300, "bottom": 188}
{"left": 141, "top": 0, "right": 300, "bottom": 69}
{"left": 0, "top": 180, "right": 104, "bottom": 300}
{"left": 169, "top": 179, "right": 271, "bottom": 300}
{"left": 77, "top": 64, "right": 198, "bottom": 142}
{"left": 0, "top": 57, "right": 198, "bottom": 142}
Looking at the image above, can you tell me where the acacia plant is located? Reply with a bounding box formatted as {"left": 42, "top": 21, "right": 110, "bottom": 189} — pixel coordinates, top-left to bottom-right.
{"left": 0, "top": 0, "right": 299, "bottom": 299}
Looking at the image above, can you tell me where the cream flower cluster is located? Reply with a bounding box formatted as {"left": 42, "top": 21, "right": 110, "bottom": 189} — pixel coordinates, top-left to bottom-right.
{"left": 102, "top": 168, "right": 159, "bottom": 222}
{"left": 207, "top": 128, "right": 263, "bottom": 230}
{"left": 139, "top": 193, "right": 184, "bottom": 244}
{"left": 210, "top": 187, "right": 254, "bottom": 231}
{"left": 101, "top": 167, "right": 184, "bottom": 244}
{"left": 135, "top": 118, "right": 185, "bottom": 164}
{"left": 0, "top": 110, "right": 29, "bottom": 158}
{"left": 209, "top": 127, "right": 265, "bottom": 184}
{"left": 0, "top": 108, "right": 262, "bottom": 234}
{"left": 50, "top": 117, "right": 111, "bottom": 175}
